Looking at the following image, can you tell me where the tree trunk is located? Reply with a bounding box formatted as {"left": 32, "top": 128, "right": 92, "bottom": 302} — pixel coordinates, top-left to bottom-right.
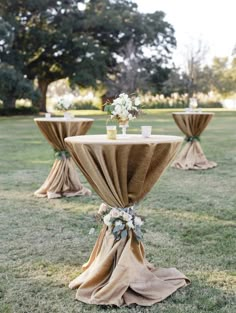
{"left": 38, "top": 79, "right": 50, "bottom": 112}
{"left": 187, "top": 78, "right": 194, "bottom": 98}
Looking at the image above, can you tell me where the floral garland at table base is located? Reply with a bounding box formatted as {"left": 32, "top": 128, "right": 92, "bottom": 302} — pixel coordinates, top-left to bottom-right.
{"left": 97, "top": 203, "right": 143, "bottom": 241}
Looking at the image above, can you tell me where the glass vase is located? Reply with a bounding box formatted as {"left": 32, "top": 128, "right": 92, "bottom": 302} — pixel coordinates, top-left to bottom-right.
{"left": 63, "top": 111, "right": 73, "bottom": 119}
{"left": 118, "top": 120, "right": 129, "bottom": 137}
{"left": 189, "top": 98, "right": 198, "bottom": 111}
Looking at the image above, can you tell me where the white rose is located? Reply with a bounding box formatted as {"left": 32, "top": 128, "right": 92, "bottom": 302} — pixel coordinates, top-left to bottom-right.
{"left": 110, "top": 208, "right": 120, "bottom": 218}
{"left": 127, "top": 220, "right": 135, "bottom": 229}
{"left": 103, "top": 214, "right": 112, "bottom": 226}
{"left": 122, "top": 212, "right": 132, "bottom": 221}
{"left": 115, "top": 220, "right": 122, "bottom": 227}
{"left": 134, "top": 216, "right": 143, "bottom": 226}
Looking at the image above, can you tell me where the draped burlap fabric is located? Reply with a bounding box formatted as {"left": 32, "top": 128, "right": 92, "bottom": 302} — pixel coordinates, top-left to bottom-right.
{"left": 34, "top": 118, "right": 93, "bottom": 198}
{"left": 65, "top": 135, "right": 189, "bottom": 306}
{"left": 171, "top": 113, "right": 217, "bottom": 170}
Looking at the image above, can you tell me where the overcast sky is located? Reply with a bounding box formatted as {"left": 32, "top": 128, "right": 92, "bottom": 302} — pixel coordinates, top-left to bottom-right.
{"left": 134, "top": 0, "right": 235, "bottom": 67}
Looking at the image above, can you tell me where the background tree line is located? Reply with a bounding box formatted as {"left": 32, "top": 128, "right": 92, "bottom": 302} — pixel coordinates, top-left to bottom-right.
{"left": 0, "top": 0, "right": 176, "bottom": 112}
{"left": 0, "top": 0, "right": 236, "bottom": 113}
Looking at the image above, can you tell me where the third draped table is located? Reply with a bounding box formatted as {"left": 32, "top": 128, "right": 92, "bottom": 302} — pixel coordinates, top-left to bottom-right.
{"left": 172, "top": 112, "right": 217, "bottom": 170}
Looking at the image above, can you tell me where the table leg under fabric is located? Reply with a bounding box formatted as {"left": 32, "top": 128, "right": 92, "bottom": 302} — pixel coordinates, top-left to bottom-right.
{"left": 34, "top": 155, "right": 91, "bottom": 199}
{"left": 172, "top": 139, "right": 217, "bottom": 170}
{"left": 69, "top": 224, "right": 189, "bottom": 307}
{"left": 65, "top": 136, "right": 190, "bottom": 306}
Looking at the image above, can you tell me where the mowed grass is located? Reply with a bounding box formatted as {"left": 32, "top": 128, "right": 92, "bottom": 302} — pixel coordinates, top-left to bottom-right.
{"left": 0, "top": 110, "right": 235, "bottom": 313}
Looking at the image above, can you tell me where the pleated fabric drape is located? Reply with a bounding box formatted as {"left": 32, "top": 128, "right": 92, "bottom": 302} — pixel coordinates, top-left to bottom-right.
{"left": 172, "top": 113, "right": 217, "bottom": 170}
{"left": 65, "top": 135, "right": 189, "bottom": 306}
{"left": 34, "top": 119, "right": 93, "bottom": 198}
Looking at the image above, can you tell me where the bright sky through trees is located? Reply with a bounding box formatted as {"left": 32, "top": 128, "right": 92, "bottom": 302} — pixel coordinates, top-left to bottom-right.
{"left": 135, "top": 0, "right": 236, "bottom": 67}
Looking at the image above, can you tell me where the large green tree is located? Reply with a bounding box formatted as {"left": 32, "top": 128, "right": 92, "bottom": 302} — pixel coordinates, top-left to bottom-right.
{"left": 0, "top": 0, "right": 109, "bottom": 111}
{"left": 99, "top": 8, "right": 176, "bottom": 96}
{"left": 163, "top": 65, "right": 213, "bottom": 96}
{"left": 163, "top": 39, "right": 212, "bottom": 97}
{"left": 0, "top": 0, "right": 176, "bottom": 111}
{"left": 0, "top": 17, "right": 39, "bottom": 108}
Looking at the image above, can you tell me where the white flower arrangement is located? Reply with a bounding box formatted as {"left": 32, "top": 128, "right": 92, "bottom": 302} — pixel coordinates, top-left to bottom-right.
{"left": 189, "top": 97, "right": 198, "bottom": 109}
{"left": 98, "top": 204, "right": 143, "bottom": 241}
{"left": 55, "top": 94, "right": 74, "bottom": 111}
{"left": 104, "top": 93, "right": 141, "bottom": 123}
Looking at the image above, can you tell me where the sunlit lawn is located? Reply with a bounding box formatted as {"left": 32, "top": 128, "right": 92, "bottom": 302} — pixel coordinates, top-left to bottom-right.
{"left": 0, "top": 110, "right": 235, "bottom": 313}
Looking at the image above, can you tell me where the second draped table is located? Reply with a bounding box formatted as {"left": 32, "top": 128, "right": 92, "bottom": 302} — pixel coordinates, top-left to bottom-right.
{"left": 34, "top": 117, "right": 94, "bottom": 199}
{"left": 65, "top": 134, "right": 189, "bottom": 307}
{"left": 172, "top": 112, "right": 217, "bottom": 170}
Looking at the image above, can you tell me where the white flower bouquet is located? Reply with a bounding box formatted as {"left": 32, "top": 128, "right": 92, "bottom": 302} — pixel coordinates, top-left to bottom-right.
{"left": 55, "top": 94, "right": 74, "bottom": 111}
{"left": 104, "top": 93, "right": 141, "bottom": 123}
{"left": 189, "top": 97, "right": 198, "bottom": 110}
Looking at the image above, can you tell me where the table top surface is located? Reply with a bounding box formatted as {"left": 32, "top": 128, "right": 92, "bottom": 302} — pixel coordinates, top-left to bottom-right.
{"left": 172, "top": 112, "right": 214, "bottom": 115}
{"left": 34, "top": 117, "right": 94, "bottom": 122}
{"left": 65, "top": 134, "right": 184, "bottom": 145}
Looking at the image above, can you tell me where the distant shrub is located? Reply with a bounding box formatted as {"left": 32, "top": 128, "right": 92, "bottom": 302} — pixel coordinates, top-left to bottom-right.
{"left": 73, "top": 101, "right": 99, "bottom": 110}
{"left": 198, "top": 101, "right": 222, "bottom": 108}
{"left": 142, "top": 102, "right": 186, "bottom": 109}
{"left": 142, "top": 101, "right": 222, "bottom": 109}
{"left": 0, "top": 106, "right": 39, "bottom": 116}
{"left": 140, "top": 92, "right": 223, "bottom": 109}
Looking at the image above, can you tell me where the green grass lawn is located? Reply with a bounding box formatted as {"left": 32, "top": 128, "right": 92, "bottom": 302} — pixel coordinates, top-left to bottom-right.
{"left": 0, "top": 110, "right": 235, "bottom": 313}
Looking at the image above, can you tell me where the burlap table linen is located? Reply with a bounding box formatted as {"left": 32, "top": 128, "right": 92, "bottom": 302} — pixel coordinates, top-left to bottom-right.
{"left": 65, "top": 134, "right": 189, "bottom": 307}
{"left": 172, "top": 113, "right": 217, "bottom": 170}
{"left": 34, "top": 117, "right": 93, "bottom": 199}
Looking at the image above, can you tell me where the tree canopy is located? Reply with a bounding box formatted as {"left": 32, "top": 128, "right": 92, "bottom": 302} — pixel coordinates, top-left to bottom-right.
{"left": 0, "top": 0, "right": 176, "bottom": 111}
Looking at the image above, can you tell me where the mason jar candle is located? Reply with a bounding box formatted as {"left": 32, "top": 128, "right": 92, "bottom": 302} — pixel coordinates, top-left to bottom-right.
{"left": 106, "top": 125, "right": 117, "bottom": 140}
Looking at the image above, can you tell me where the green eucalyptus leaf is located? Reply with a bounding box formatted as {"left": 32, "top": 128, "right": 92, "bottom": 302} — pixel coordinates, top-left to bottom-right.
{"left": 121, "top": 229, "right": 128, "bottom": 239}
{"left": 113, "top": 225, "right": 122, "bottom": 233}
{"left": 120, "top": 224, "right": 125, "bottom": 230}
